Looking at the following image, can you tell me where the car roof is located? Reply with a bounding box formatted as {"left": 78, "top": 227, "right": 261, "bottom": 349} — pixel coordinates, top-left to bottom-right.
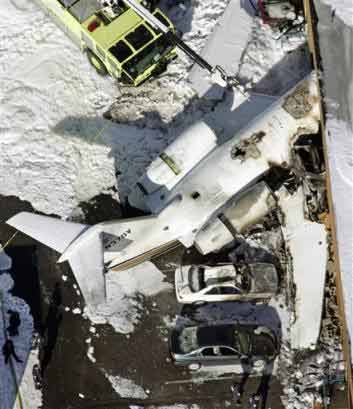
{"left": 197, "top": 324, "right": 235, "bottom": 347}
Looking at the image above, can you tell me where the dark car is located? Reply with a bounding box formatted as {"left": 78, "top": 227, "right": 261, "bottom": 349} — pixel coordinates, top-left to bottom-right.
{"left": 170, "top": 323, "right": 279, "bottom": 368}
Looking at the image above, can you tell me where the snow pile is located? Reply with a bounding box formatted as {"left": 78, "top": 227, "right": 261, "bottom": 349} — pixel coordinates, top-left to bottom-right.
{"left": 322, "top": 0, "right": 353, "bottom": 27}
{"left": 85, "top": 261, "right": 172, "bottom": 334}
{"left": 0, "top": 0, "right": 117, "bottom": 217}
{"left": 104, "top": 372, "right": 148, "bottom": 399}
{"left": 0, "top": 249, "right": 42, "bottom": 409}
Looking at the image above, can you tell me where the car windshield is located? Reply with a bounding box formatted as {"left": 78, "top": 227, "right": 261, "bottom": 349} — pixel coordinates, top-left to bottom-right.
{"left": 123, "top": 35, "right": 173, "bottom": 79}
{"left": 178, "top": 327, "right": 198, "bottom": 354}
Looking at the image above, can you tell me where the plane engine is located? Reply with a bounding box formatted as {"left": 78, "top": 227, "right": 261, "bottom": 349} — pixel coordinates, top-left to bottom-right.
{"left": 128, "top": 121, "right": 217, "bottom": 211}
{"left": 194, "top": 181, "right": 277, "bottom": 254}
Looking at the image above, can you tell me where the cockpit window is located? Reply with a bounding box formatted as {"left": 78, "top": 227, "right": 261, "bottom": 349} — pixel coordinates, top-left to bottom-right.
{"left": 126, "top": 24, "right": 153, "bottom": 51}
{"left": 109, "top": 40, "right": 133, "bottom": 63}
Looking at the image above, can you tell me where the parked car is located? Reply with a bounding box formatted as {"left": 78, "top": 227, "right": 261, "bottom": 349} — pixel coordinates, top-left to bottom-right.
{"left": 169, "top": 322, "right": 279, "bottom": 367}
{"left": 34, "top": 0, "right": 177, "bottom": 85}
{"left": 175, "top": 263, "right": 278, "bottom": 303}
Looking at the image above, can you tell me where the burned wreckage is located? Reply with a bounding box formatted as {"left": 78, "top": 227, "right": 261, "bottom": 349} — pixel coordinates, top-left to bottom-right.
{"left": 7, "top": 75, "right": 329, "bottom": 374}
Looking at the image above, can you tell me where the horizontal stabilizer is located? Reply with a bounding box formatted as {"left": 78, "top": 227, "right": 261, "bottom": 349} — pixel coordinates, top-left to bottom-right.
{"left": 7, "top": 212, "right": 105, "bottom": 307}
{"left": 7, "top": 212, "right": 88, "bottom": 253}
{"left": 66, "top": 230, "right": 106, "bottom": 307}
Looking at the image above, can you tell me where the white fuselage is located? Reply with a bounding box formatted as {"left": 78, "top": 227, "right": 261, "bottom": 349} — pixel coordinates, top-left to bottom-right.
{"left": 104, "top": 78, "right": 320, "bottom": 268}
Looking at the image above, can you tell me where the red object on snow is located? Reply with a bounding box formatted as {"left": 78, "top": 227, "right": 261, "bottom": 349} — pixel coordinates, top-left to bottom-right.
{"left": 88, "top": 20, "right": 100, "bottom": 32}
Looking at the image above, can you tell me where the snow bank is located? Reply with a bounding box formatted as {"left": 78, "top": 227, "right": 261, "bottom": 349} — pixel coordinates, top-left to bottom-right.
{"left": 0, "top": 249, "right": 42, "bottom": 409}
{"left": 85, "top": 261, "right": 172, "bottom": 334}
{"left": 322, "top": 0, "right": 353, "bottom": 27}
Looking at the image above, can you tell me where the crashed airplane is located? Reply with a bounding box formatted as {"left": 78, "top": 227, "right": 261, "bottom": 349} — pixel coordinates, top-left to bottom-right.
{"left": 7, "top": 76, "right": 320, "bottom": 309}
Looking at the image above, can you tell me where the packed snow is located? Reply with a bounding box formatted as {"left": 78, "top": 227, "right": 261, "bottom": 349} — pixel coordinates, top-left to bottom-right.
{"left": 85, "top": 261, "right": 172, "bottom": 334}
{"left": 104, "top": 371, "right": 148, "bottom": 399}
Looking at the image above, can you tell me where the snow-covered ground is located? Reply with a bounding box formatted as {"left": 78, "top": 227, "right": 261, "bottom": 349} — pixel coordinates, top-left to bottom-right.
{"left": 84, "top": 261, "right": 172, "bottom": 334}
{"left": 0, "top": 0, "right": 308, "bottom": 219}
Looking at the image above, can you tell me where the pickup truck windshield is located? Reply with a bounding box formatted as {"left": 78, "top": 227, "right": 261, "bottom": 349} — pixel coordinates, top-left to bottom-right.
{"left": 123, "top": 35, "right": 173, "bottom": 79}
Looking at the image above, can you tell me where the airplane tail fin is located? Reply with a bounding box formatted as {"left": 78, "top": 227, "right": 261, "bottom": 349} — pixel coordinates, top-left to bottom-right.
{"left": 7, "top": 212, "right": 106, "bottom": 307}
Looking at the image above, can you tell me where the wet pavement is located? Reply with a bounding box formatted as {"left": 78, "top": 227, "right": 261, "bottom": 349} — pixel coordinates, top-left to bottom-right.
{"left": 0, "top": 194, "right": 348, "bottom": 409}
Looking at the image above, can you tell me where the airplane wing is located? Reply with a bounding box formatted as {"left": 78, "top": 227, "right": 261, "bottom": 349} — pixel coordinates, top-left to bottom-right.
{"left": 7, "top": 212, "right": 88, "bottom": 253}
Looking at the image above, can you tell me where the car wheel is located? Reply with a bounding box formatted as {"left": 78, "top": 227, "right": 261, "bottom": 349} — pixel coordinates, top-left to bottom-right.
{"left": 188, "top": 363, "right": 201, "bottom": 371}
{"left": 86, "top": 50, "right": 108, "bottom": 76}
{"left": 192, "top": 301, "right": 206, "bottom": 307}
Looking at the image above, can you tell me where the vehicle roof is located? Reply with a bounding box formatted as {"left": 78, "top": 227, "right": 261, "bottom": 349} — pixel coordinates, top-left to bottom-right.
{"left": 197, "top": 324, "right": 234, "bottom": 347}
{"left": 83, "top": 9, "right": 144, "bottom": 49}
{"left": 70, "top": 0, "right": 101, "bottom": 23}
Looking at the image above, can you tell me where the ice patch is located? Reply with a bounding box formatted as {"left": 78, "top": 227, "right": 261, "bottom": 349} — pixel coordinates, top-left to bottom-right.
{"left": 105, "top": 372, "right": 148, "bottom": 399}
